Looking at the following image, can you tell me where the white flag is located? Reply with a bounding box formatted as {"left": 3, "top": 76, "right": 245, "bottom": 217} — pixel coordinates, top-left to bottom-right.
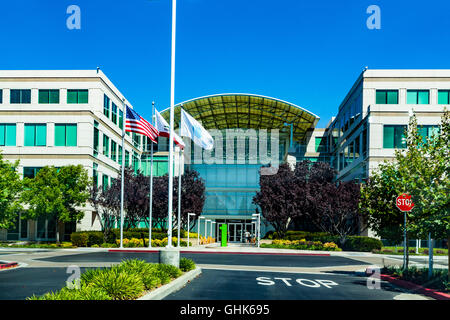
{"left": 180, "top": 109, "right": 214, "bottom": 150}
{"left": 155, "top": 110, "right": 185, "bottom": 149}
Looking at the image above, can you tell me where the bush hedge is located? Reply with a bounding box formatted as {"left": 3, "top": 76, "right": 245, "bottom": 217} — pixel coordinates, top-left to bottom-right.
{"left": 71, "top": 228, "right": 191, "bottom": 247}
{"left": 28, "top": 259, "right": 190, "bottom": 300}
{"left": 269, "top": 231, "right": 383, "bottom": 252}
{"left": 263, "top": 239, "right": 341, "bottom": 251}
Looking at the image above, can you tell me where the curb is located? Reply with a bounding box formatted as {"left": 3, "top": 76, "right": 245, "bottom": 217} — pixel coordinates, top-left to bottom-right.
{"left": 365, "top": 268, "right": 450, "bottom": 300}
{"left": 137, "top": 267, "right": 202, "bottom": 300}
{"left": 0, "top": 262, "right": 18, "bottom": 270}
{"left": 108, "top": 249, "right": 330, "bottom": 256}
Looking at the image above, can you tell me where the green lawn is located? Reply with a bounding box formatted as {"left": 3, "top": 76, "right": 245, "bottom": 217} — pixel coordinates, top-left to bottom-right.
{"left": 373, "top": 246, "right": 448, "bottom": 256}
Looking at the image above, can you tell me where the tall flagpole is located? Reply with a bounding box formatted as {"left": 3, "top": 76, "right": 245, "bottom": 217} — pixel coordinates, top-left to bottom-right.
{"left": 119, "top": 99, "right": 127, "bottom": 248}
{"left": 167, "top": 0, "right": 177, "bottom": 247}
{"left": 177, "top": 145, "right": 183, "bottom": 247}
{"left": 149, "top": 101, "right": 155, "bottom": 248}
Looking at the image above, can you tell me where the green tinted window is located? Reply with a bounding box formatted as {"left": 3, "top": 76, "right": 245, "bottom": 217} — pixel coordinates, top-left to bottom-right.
{"left": 376, "top": 91, "right": 386, "bottom": 104}
{"left": 93, "top": 121, "right": 99, "bottom": 157}
{"left": 0, "top": 124, "right": 16, "bottom": 146}
{"left": 118, "top": 146, "right": 123, "bottom": 165}
{"left": 438, "top": 90, "right": 450, "bottom": 104}
{"left": 119, "top": 109, "right": 124, "bottom": 129}
{"left": 54, "top": 125, "right": 66, "bottom": 146}
{"left": 111, "top": 103, "right": 118, "bottom": 124}
{"left": 407, "top": 90, "right": 429, "bottom": 104}
{"left": 78, "top": 90, "right": 88, "bottom": 103}
{"left": 67, "top": 90, "right": 78, "bottom": 103}
{"left": 35, "top": 125, "right": 47, "bottom": 146}
{"left": 102, "top": 174, "right": 109, "bottom": 191}
{"left": 376, "top": 90, "right": 398, "bottom": 104}
{"left": 103, "top": 135, "right": 110, "bottom": 156}
{"left": 93, "top": 163, "right": 98, "bottom": 188}
{"left": 418, "top": 91, "right": 429, "bottom": 104}
{"left": 23, "top": 167, "right": 42, "bottom": 179}
{"left": 125, "top": 150, "right": 130, "bottom": 167}
{"left": 383, "top": 125, "right": 406, "bottom": 149}
{"left": 387, "top": 91, "right": 398, "bottom": 104}
{"left": 0, "top": 89, "right": 2, "bottom": 103}
{"left": 67, "top": 90, "right": 88, "bottom": 104}
{"left": 56, "top": 124, "right": 77, "bottom": 146}
{"left": 24, "top": 124, "right": 46, "bottom": 146}
{"left": 10, "top": 89, "right": 31, "bottom": 104}
{"left": 111, "top": 140, "right": 117, "bottom": 161}
{"left": 407, "top": 91, "right": 417, "bottom": 104}
{"left": 39, "top": 90, "right": 60, "bottom": 104}
{"left": 104, "top": 95, "right": 110, "bottom": 117}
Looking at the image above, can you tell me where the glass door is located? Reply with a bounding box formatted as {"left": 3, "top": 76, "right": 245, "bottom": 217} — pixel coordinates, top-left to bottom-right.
{"left": 235, "top": 223, "right": 243, "bottom": 243}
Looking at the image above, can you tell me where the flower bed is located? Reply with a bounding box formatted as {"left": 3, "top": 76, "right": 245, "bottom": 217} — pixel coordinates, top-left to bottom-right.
{"left": 28, "top": 258, "right": 195, "bottom": 300}
{"left": 261, "top": 239, "right": 341, "bottom": 251}
{"left": 113, "top": 237, "right": 191, "bottom": 248}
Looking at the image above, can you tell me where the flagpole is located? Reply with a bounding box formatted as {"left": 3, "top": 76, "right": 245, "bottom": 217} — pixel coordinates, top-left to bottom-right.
{"left": 177, "top": 145, "right": 183, "bottom": 247}
{"left": 149, "top": 101, "right": 155, "bottom": 248}
{"left": 167, "top": 0, "right": 176, "bottom": 248}
{"left": 119, "top": 99, "right": 126, "bottom": 249}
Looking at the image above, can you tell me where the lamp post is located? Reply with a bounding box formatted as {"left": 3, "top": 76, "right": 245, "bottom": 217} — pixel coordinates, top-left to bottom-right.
{"left": 211, "top": 221, "right": 216, "bottom": 242}
{"left": 187, "top": 213, "right": 195, "bottom": 248}
{"left": 197, "top": 216, "right": 204, "bottom": 246}
{"left": 252, "top": 213, "right": 261, "bottom": 248}
{"left": 205, "top": 220, "right": 211, "bottom": 243}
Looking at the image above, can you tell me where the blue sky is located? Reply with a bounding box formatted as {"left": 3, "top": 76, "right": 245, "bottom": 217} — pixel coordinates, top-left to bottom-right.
{"left": 1, "top": 0, "right": 449, "bottom": 126}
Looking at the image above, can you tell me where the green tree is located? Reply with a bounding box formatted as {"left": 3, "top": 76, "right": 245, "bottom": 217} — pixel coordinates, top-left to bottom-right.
{"left": 22, "top": 165, "right": 91, "bottom": 242}
{"left": 0, "top": 152, "right": 23, "bottom": 229}
{"left": 360, "top": 110, "right": 450, "bottom": 273}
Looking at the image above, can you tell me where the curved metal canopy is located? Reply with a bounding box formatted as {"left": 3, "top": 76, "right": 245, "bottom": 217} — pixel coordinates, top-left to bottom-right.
{"left": 160, "top": 93, "right": 319, "bottom": 142}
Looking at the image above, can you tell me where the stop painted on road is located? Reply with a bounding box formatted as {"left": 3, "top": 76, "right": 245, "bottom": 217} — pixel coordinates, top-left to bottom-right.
{"left": 256, "top": 276, "right": 339, "bottom": 288}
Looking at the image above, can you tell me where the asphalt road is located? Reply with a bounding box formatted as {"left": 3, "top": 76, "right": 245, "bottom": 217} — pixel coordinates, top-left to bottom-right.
{"left": 164, "top": 269, "right": 406, "bottom": 300}
{"left": 0, "top": 267, "right": 86, "bottom": 300}
{"left": 36, "top": 251, "right": 370, "bottom": 268}
{"left": 0, "top": 251, "right": 428, "bottom": 300}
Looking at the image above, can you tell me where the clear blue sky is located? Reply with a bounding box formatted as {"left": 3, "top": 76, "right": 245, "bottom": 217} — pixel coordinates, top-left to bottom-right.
{"left": 1, "top": 0, "right": 449, "bottom": 126}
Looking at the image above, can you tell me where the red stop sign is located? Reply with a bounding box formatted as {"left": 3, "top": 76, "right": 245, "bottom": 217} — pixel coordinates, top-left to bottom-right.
{"left": 396, "top": 193, "right": 415, "bottom": 212}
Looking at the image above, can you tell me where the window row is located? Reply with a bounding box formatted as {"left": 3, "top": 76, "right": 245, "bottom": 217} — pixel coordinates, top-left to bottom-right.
{"left": 103, "top": 94, "right": 124, "bottom": 130}
{"left": 0, "top": 123, "right": 77, "bottom": 147}
{"left": 0, "top": 89, "right": 89, "bottom": 104}
{"left": 376, "top": 89, "right": 450, "bottom": 105}
{"left": 383, "top": 125, "right": 440, "bottom": 149}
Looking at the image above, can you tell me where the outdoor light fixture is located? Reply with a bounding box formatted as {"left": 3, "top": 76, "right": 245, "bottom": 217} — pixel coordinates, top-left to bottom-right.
{"left": 197, "top": 216, "right": 205, "bottom": 246}
{"left": 187, "top": 213, "right": 196, "bottom": 248}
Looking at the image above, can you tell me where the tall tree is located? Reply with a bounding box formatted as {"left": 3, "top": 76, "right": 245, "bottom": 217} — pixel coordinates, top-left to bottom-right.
{"left": 360, "top": 110, "right": 450, "bottom": 272}
{"left": 0, "top": 152, "right": 23, "bottom": 229}
{"left": 253, "top": 163, "right": 301, "bottom": 238}
{"left": 22, "top": 165, "right": 91, "bottom": 242}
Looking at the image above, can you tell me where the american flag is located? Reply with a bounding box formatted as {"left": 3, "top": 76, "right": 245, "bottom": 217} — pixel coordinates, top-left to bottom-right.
{"left": 125, "top": 105, "right": 159, "bottom": 143}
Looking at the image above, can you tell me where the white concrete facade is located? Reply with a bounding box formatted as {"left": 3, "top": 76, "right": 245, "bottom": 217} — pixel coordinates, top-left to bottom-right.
{"left": 322, "top": 69, "right": 448, "bottom": 183}
{"left": 0, "top": 70, "right": 145, "bottom": 240}
{"left": 319, "top": 69, "right": 449, "bottom": 237}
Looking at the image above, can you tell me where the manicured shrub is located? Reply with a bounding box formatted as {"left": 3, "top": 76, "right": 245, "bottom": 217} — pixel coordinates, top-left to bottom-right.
{"left": 84, "top": 231, "right": 104, "bottom": 246}
{"left": 179, "top": 258, "right": 196, "bottom": 272}
{"left": 343, "top": 236, "right": 382, "bottom": 252}
{"left": 70, "top": 232, "right": 88, "bottom": 247}
{"left": 157, "top": 263, "right": 182, "bottom": 279}
{"left": 90, "top": 266, "right": 145, "bottom": 300}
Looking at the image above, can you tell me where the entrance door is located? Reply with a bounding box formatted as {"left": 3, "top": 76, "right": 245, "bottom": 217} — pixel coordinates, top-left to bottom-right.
{"left": 228, "top": 223, "right": 244, "bottom": 242}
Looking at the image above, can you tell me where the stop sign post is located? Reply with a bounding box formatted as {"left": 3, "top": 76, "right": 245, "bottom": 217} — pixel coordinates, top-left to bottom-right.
{"left": 396, "top": 193, "right": 414, "bottom": 270}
